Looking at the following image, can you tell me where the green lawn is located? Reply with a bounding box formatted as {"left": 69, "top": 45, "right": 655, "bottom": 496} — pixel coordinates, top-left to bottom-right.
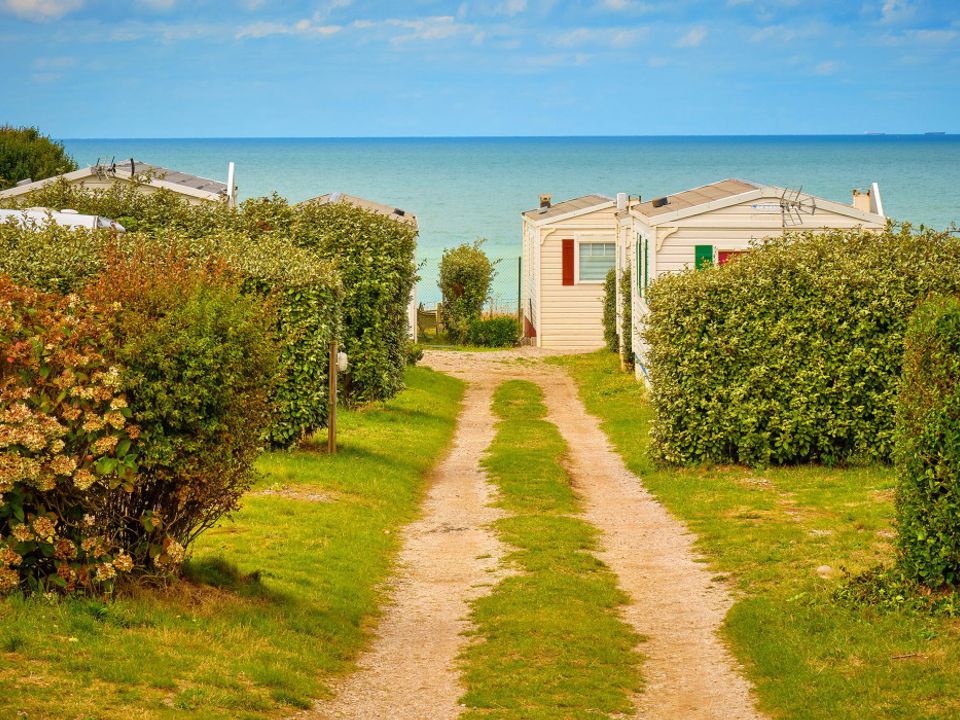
{"left": 0, "top": 366, "right": 464, "bottom": 720}
{"left": 553, "top": 351, "right": 960, "bottom": 720}
{"left": 460, "top": 380, "right": 642, "bottom": 719}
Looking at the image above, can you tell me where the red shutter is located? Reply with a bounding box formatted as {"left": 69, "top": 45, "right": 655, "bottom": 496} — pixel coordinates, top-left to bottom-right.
{"left": 562, "top": 239, "right": 574, "bottom": 286}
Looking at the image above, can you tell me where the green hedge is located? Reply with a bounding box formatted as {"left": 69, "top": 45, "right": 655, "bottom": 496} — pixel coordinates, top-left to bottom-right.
{"left": 0, "top": 222, "right": 341, "bottom": 448}
{"left": 293, "top": 199, "right": 418, "bottom": 404}
{"left": 619, "top": 266, "right": 633, "bottom": 369}
{"left": 602, "top": 268, "right": 618, "bottom": 353}
{"left": 646, "top": 224, "right": 960, "bottom": 466}
{"left": 469, "top": 316, "right": 520, "bottom": 347}
{"left": 895, "top": 295, "right": 960, "bottom": 587}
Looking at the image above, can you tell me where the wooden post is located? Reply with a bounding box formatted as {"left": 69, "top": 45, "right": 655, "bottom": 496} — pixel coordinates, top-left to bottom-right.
{"left": 328, "top": 340, "right": 337, "bottom": 454}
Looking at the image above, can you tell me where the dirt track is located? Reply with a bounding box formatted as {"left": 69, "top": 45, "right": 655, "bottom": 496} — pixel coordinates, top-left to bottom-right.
{"left": 304, "top": 349, "right": 764, "bottom": 720}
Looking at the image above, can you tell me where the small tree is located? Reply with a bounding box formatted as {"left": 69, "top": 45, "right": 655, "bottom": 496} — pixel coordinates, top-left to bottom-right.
{"left": 602, "top": 268, "right": 618, "bottom": 353}
{"left": 0, "top": 126, "right": 78, "bottom": 190}
{"left": 438, "top": 240, "right": 496, "bottom": 343}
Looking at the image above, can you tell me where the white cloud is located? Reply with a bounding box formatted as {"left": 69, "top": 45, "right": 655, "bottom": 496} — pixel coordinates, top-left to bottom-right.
{"left": 385, "top": 16, "right": 478, "bottom": 44}
{"left": 140, "top": 0, "right": 176, "bottom": 10}
{"left": 494, "top": 0, "right": 526, "bottom": 16}
{"left": 880, "top": 0, "right": 915, "bottom": 24}
{"left": 554, "top": 25, "right": 647, "bottom": 48}
{"left": 675, "top": 25, "right": 706, "bottom": 47}
{"left": 814, "top": 60, "right": 839, "bottom": 75}
{"left": 600, "top": 0, "right": 655, "bottom": 11}
{"left": 3, "top": 0, "right": 83, "bottom": 21}
{"left": 236, "top": 19, "right": 341, "bottom": 39}
{"left": 750, "top": 23, "right": 823, "bottom": 43}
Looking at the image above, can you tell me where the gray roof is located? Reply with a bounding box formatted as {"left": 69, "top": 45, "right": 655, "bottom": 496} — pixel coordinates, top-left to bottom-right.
{"left": 637, "top": 179, "right": 758, "bottom": 217}
{"left": 522, "top": 194, "right": 612, "bottom": 221}
{"left": 304, "top": 192, "right": 417, "bottom": 226}
{"left": 107, "top": 160, "right": 228, "bottom": 196}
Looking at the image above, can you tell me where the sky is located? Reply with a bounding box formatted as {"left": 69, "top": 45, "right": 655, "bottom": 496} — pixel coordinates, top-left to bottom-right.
{"left": 0, "top": 0, "right": 957, "bottom": 137}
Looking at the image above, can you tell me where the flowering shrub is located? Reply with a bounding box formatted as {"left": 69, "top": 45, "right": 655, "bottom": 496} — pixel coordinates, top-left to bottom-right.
{"left": 0, "top": 278, "right": 138, "bottom": 595}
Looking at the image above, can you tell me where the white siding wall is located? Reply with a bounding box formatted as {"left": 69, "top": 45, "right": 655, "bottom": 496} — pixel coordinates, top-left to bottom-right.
{"left": 655, "top": 199, "right": 885, "bottom": 274}
{"left": 521, "top": 219, "right": 539, "bottom": 338}
{"left": 538, "top": 205, "right": 618, "bottom": 349}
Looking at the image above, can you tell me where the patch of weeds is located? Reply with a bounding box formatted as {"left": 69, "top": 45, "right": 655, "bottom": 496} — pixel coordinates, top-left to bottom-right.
{"left": 834, "top": 565, "right": 960, "bottom": 617}
{"left": 270, "top": 689, "right": 312, "bottom": 710}
{"left": 1, "top": 631, "right": 25, "bottom": 653}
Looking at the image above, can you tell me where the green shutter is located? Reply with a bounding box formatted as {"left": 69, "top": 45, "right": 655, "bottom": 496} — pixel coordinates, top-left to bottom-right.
{"left": 695, "top": 244, "right": 714, "bottom": 270}
{"left": 636, "top": 234, "right": 642, "bottom": 292}
{"left": 644, "top": 236, "right": 649, "bottom": 293}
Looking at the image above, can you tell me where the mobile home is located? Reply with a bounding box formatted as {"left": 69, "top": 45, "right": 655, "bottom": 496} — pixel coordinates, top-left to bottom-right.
{"left": 521, "top": 194, "right": 619, "bottom": 349}
{"left": 618, "top": 179, "right": 887, "bottom": 379}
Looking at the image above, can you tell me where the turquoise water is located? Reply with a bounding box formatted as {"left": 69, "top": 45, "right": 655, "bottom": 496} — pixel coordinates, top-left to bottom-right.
{"left": 62, "top": 136, "right": 960, "bottom": 304}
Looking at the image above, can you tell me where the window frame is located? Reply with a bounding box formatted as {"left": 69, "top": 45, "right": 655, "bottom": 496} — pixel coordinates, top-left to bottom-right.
{"left": 574, "top": 237, "right": 617, "bottom": 285}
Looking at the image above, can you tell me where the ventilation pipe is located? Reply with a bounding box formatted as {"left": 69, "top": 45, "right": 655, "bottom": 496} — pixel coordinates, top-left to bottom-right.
{"left": 227, "top": 162, "right": 237, "bottom": 208}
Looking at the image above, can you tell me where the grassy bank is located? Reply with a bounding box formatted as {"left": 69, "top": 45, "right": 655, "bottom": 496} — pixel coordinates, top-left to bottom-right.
{"left": 460, "top": 380, "right": 642, "bottom": 719}
{"left": 554, "top": 352, "right": 960, "bottom": 719}
{"left": 0, "top": 366, "right": 464, "bottom": 720}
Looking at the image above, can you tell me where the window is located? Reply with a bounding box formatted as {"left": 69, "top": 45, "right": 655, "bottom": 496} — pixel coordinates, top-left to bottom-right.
{"left": 578, "top": 242, "right": 615, "bottom": 282}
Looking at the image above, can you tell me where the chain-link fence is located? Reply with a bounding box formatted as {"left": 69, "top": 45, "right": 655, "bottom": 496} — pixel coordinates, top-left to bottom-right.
{"left": 416, "top": 256, "right": 521, "bottom": 318}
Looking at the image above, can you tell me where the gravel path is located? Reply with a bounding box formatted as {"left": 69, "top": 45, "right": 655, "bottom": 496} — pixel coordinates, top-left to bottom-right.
{"left": 304, "top": 349, "right": 764, "bottom": 720}
{"left": 304, "top": 381, "right": 504, "bottom": 720}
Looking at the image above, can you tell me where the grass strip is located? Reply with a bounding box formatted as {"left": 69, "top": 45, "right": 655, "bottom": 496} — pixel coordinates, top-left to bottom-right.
{"left": 0, "top": 366, "right": 464, "bottom": 720}
{"left": 553, "top": 351, "right": 960, "bottom": 720}
{"left": 460, "top": 379, "right": 642, "bottom": 719}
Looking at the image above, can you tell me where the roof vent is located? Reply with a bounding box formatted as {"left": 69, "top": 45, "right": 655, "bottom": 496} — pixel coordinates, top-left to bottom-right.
{"left": 652, "top": 197, "right": 669, "bottom": 208}
{"left": 394, "top": 208, "right": 405, "bottom": 217}
{"left": 539, "top": 193, "right": 552, "bottom": 210}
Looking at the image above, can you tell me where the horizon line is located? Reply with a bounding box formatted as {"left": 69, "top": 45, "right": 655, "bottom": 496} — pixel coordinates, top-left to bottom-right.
{"left": 59, "top": 132, "right": 955, "bottom": 141}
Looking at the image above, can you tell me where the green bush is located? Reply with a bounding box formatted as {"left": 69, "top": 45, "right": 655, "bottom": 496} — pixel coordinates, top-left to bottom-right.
{"left": 87, "top": 250, "right": 277, "bottom": 572}
{"left": 0, "top": 222, "right": 340, "bottom": 448}
{"left": 895, "top": 295, "right": 960, "bottom": 587}
{"left": 620, "top": 267, "right": 633, "bottom": 369}
{"left": 602, "top": 268, "right": 618, "bottom": 353}
{"left": 293, "top": 199, "right": 419, "bottom": 405}
{"left": 438, "top": 240, "right": 496, "bottom": 343}
{"left": 0, "top": 126, "right": 78, "bottom": 190}
{"left": 646, "top": 224, "right": 960, "bottom": 466}
{"left": 469, "top": 316, "right": 521, "bottom": 347}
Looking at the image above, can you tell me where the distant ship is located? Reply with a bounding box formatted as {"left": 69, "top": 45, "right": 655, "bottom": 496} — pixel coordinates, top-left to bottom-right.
{"left": 924, "top": 131, "right": 947, "bottom": 136}
{"left": 864, "top": 131, "right": 887, "bottom": 136}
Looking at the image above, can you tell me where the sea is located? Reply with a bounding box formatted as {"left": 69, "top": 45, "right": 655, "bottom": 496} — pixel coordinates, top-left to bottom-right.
{"left": 61, "top": 136, "right": 960, "bottom": 306}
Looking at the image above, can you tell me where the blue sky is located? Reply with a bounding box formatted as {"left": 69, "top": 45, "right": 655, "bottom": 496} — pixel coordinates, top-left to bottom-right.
{"left": 1, "top": 0, "right": 957, "bottom": 136}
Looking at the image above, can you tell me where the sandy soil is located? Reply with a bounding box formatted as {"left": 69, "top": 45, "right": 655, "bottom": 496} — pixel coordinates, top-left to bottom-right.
{"left": 303, "top": 348, "right": 764, "bottom": 720}
{"left": 303, "top": 381, "right": 505, "bottom": 720}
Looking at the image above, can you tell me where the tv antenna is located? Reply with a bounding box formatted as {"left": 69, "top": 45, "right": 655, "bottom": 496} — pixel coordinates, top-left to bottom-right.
{"left": 780, "top": 186, "right": 817, "bottom": 227}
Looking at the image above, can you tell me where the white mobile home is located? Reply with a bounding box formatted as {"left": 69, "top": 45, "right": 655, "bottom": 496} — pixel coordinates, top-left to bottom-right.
{"left": 0, "top": 159, "right": 237, "bottom": 206}
{"left": 521, "top": 194, "right": 619, "bottom": 349}
{"left": 617, "top": 178, "right": 887, "bottom": 379}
